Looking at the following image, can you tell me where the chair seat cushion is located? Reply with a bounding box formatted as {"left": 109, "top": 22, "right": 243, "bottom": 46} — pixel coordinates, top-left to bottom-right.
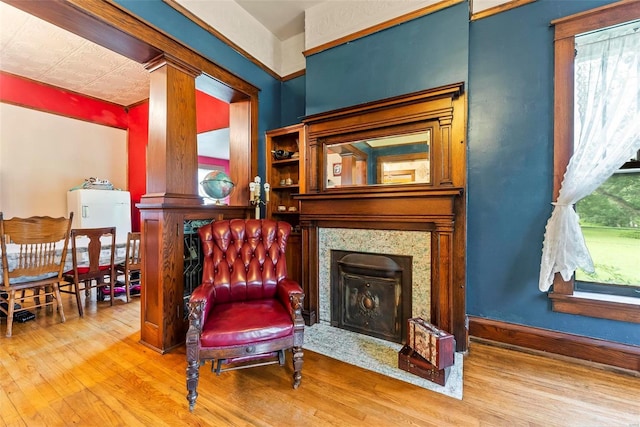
{"left": 200, "top": 299, "right": 293, "bottom": 348}
{"left": 63, "top": 265, "right": 111, "bottom": 275}
{"left": 3, "top": 272, "right": 58, "bottom": 285}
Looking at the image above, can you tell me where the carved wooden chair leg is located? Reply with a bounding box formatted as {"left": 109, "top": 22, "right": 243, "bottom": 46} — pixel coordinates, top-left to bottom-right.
{"left": 186, "top": 357, "right": 200, "bottom": 412}
{"left": 45, "top": 285, "right": 57, "bottom": 315}
{"left": 292, "top": 346, "right": 303, "bottom": 389}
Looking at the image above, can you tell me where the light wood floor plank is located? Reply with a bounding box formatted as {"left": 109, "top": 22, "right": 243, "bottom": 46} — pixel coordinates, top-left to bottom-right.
{"left": 1, "top": 295, "right": 638, "bottom": 426}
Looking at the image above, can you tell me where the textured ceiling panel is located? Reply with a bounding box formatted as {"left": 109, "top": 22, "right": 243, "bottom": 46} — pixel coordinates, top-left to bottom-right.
{"left": 0, "top": 2, "right": 149, "bottom": 107}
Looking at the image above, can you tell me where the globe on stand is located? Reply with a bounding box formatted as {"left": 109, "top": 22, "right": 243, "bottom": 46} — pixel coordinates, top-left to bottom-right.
{"left": 200, "top": 170, "right": 236, "bottom": 205}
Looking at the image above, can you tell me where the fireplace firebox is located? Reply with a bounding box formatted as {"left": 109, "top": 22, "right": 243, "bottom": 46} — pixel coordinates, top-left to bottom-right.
{"left": 331, "top": 250, "right": 412, "bottom": 343}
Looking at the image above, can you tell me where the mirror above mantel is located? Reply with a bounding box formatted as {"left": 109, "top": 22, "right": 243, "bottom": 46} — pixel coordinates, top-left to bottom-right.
{"left": 325, "top": 131, "right": 431, "bottom": 188}
{"left": 304, "top": 82, "right": 465, "bottom": 194}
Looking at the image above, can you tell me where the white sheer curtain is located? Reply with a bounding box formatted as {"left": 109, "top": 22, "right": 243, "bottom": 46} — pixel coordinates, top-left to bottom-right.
{"left": 539, "top": 23, "right": 640, "bottom": 292}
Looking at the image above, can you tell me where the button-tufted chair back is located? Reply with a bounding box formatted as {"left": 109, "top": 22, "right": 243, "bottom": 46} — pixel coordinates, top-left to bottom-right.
{"left": 198, "top": 218, "right": 291, "bottom": 303}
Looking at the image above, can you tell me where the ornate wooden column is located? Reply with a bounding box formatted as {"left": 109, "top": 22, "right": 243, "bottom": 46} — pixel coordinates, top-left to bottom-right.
{"left": 137, "top": 56, "right": 254, "bottom": 353}
{"left": 138, "top": 55, "right": 202, "bottom": 353}
{"left": 143, "top": 55, "right": 201, "bottom": 206}
{"left": 430, "top": 220, "right": 455, "bottom": 336}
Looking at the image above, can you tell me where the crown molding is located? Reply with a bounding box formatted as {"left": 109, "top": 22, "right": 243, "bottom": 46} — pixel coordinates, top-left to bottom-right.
{"left": 163, "top": 0, "right": 281, "bottom": 81}
{"left": 470, "top": 0, "right": 536, "bottom": 21}
{"left": 303, "top": 0, "right": 465, "bottom": 58}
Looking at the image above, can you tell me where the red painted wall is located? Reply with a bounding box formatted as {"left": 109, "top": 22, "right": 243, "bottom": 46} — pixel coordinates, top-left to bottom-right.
{"left": 127, "top": 102, "right": 149, "bottom": 231}
{"left": 1, "top": 72, "right": 230, "bottom": 231}
{"left": 196, "top": 90, "right": 229, "bottom": 133}
{"left": 0, "top": 72, "right": 128, "bottom": 128}
{"left": 198, "top": 156, "right": 229, "bottom": 172}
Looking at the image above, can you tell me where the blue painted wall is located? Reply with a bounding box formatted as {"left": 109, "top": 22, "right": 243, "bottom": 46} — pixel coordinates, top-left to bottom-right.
{"left": 281, "top": 75, "right": 306, "bottom": 126}
{"left": 305, "top": 2, "right": 469, "bottom": 115}
{"left": 468, "top": 0, "right": 638, "bottom": 345}
{"left": 114, "top": 0, "right": 639, "bottom": 346}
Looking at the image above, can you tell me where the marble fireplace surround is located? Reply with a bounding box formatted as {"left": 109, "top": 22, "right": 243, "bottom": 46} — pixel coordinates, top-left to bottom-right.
{"left": 318, "top": 228, "right": 431, "bottom": 324}
{"left": 304, "top": 226, "right": 464, "bottom": 399}
{"left": 304, "top": 228, "right": 463, "bottom": 399}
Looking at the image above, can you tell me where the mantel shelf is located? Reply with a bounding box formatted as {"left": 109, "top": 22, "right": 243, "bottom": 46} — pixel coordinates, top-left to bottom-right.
{"left": 296, "top": 186, "right": 463, "bottom": 200}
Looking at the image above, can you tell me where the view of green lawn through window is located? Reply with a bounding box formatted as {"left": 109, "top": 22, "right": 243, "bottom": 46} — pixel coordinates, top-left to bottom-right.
{"left": 576, "top": 170, "right": 640, "bottom": 287}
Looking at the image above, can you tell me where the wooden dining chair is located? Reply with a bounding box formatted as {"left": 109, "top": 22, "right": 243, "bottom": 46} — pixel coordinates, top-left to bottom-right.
{"left": 115, "top": 231, "right": 141, "bottom": 302}
{"left": 0, "top": 212, "right": 73, "bottom": 337}
{"left": 60, "top": 227, "right": 116, "bottom": 317}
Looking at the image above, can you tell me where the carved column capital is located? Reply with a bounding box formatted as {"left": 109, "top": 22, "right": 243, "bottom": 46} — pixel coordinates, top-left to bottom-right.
{"left": 145, "top": 53, "right": 201, "bottom": 77}
{"left": 433, "top": 219, "right": 455, "bottom": 233}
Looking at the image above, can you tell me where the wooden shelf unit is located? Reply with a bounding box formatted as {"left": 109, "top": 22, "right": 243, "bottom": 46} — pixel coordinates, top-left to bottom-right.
{"left": 265, "top": 123, "right": 306, "bottom": 286}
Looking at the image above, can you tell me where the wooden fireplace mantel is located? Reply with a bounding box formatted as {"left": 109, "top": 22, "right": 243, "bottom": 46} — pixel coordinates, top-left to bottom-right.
{"left": 298, "top": 84, "right": 467, "bottom": 351}
{"left": 297, "top": 185, "right": 464, "bottom": 349}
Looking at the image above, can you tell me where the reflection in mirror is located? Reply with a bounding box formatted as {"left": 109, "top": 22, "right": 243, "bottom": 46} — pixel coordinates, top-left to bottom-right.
{"left": 325, "top": 131, "right": 430, "bottom": 188}
{"left": 197, "top": 127, "right": 230, "bottom": 204}
{"left": 196, "top": 75, "right": 231, "bottom": 204}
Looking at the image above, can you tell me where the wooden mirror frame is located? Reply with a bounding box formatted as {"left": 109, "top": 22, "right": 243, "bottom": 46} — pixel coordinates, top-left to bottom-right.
{"left": 304, "top": 83, "right": 464, "bottom": 194}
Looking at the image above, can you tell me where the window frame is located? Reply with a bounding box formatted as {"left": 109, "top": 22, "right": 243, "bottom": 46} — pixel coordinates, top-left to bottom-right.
{"left": 549, "top": 0, "right": 640, "bottom": 323}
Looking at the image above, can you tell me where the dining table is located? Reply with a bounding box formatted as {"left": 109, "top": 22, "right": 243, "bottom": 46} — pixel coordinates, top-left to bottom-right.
{"left": 1, "top": 236, "right": 127, "bottom": 281}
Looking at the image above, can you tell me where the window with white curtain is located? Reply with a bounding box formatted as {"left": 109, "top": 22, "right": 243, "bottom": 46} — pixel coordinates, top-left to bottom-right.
{"left": 544, "top": 1, "right": 640, "bottom": 323}
{"left": 573, "top": 21, "right": 640, "bottom": 297}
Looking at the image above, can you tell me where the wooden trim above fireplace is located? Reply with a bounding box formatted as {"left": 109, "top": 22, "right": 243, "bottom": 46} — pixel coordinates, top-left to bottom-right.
{"left": 297, "top": 186, "right": 462, "bottom": 230}
{"left": 297, "top": 84, "right": 467, "bottom": 351}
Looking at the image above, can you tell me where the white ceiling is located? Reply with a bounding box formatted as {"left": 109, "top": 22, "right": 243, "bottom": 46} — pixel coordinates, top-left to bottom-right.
{"left": 236, "top": 0, "right": 323, "bottom": 41}
{"left": 0, "top": 2, "right": 150, "bottom": 106}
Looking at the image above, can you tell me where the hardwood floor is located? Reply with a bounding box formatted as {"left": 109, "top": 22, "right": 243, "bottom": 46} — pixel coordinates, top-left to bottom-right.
{"left": 1, "top": 293, "right": 638, "bottom": 426}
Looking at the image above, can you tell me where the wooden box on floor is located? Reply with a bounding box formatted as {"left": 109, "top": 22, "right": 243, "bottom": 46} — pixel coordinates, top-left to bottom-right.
{"left": 407, "top": 317, "right": 455, "bottom": 369}
{"left": 398, "top": 345, "right": 450, "bottom": 386}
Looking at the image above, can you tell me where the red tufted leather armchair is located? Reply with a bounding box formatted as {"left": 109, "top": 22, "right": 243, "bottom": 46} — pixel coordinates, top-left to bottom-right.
{"left": 186, "top": 219, "right": 304, "bottom": 411}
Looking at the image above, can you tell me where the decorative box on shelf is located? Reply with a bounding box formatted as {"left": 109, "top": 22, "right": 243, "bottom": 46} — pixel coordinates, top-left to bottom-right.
{"left": 407, "top": 317, "right": 455, "bottom": 369}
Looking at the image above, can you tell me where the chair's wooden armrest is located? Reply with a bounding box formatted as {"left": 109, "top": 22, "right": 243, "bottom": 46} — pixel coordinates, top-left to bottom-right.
{"left": 277, "top": 278, "right": 305, "bottom": 321}
{"left": 187, "top": 282, "right": 216, "bottom": 330}
{"left": 277, "top": 278, "right": 303, "bottom": 302}
{"left": 189, "top": 282, "right": 216, "bottom": 304}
